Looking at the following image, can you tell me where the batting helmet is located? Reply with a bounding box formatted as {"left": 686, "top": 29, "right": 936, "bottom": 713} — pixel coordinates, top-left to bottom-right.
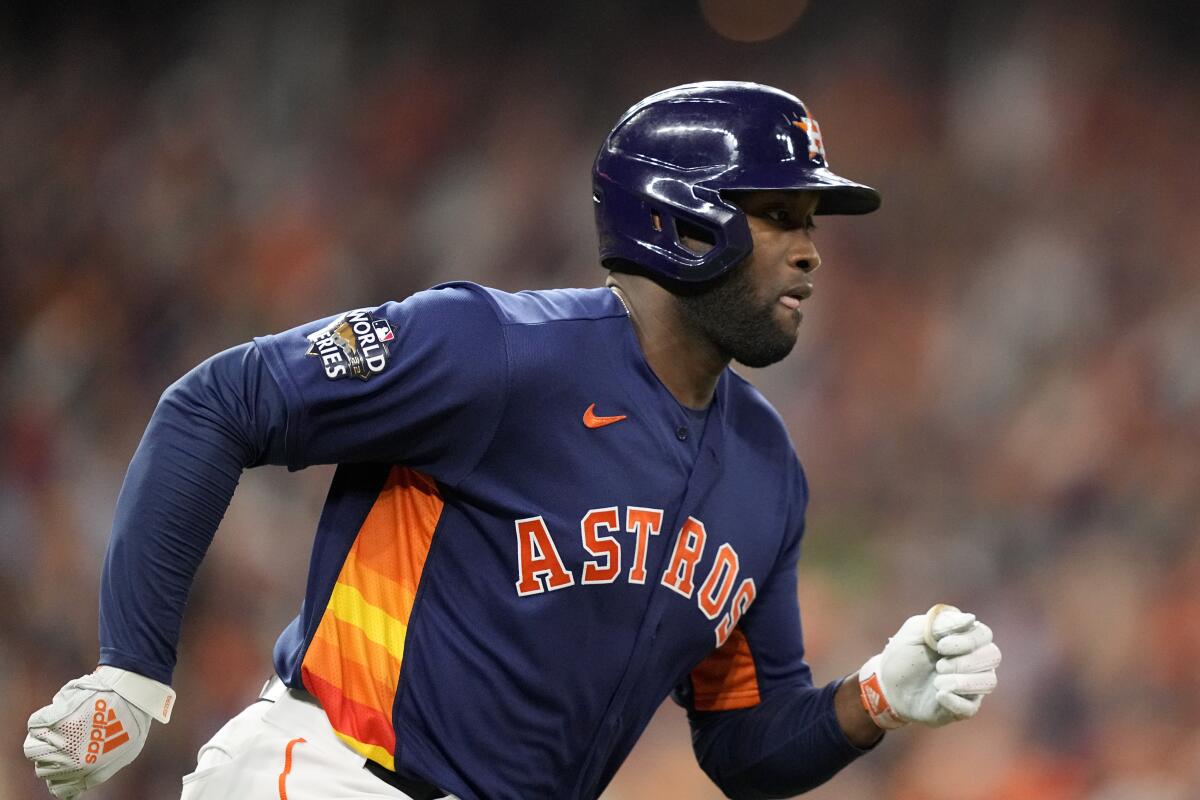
{"left": 593, "top": 81, "right": 881, "bottom": 283}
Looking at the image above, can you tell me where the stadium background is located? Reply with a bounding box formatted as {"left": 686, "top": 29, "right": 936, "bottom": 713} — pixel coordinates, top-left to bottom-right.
{"left": 3, "top": 1, "right": 1199, "bottom": 797}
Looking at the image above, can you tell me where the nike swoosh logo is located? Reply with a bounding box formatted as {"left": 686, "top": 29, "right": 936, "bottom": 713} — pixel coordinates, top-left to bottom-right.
{"left": 583, "top": 403, "right": 627, "bottom": 429}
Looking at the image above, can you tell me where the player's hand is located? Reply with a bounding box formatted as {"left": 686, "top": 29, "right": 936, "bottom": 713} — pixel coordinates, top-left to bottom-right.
{"left": 24, "top": 666, "right": 175, "bottom": 799}
{"left": 857, "top": 606, "right": 1000, "bottom": 729}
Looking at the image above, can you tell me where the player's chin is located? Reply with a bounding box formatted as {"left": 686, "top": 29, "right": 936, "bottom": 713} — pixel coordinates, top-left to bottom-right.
{"left": 737, "top": 336, "right": 798, "bottom": 368}
{"left": 734, "top": 321, "right": 800, "bottom": 368}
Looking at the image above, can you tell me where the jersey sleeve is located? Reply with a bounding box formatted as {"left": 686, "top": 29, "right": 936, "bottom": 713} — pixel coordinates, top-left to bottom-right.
{"left": 253, "top": 283, "right": 507, "bottom": 484}
{"left": 99, "top": 342, "right": 290, "bottom": 683}
{"left": 675, "top": 460, "right": 871, "bottom": 797}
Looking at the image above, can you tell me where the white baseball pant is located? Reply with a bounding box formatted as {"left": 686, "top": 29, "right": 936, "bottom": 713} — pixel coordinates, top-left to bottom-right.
{"left": 180, "top": 680, "right": 457, "bottom": 800}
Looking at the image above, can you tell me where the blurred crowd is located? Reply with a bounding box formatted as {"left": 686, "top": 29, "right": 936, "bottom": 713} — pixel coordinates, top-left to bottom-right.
{"left": 2, "top": 1, "right": 1198, "bottom": 798}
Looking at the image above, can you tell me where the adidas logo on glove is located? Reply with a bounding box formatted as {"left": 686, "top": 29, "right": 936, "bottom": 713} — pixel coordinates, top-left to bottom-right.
{"left": 87, "top": 699, "right": 131, "bottom": 764}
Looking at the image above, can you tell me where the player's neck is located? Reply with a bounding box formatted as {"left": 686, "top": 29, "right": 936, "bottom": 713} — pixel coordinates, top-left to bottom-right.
{"left": 606, "top": 276, "right": 726, "bottom": 410}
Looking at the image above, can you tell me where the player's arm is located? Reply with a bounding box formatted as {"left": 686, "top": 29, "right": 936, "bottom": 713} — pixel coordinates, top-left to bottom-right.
{"left": 25, "top": 286, "right": 508, "bottom": 799}
{"left": 686, "top": 611, "right": 1000, "bottom": 799}
{"left": 679, "top": 524, "right": 870, "bottom": 799}
{"left": 686, "top": 683, "right": 868, "bottom": 799}
{"left": 100, "top": 286, "right": 504, "bottom": 681}
{"left": 24, "top": 341, "right": 290, "bottom": 799}
{"left": 680, "top": 466, "right": 1000, "bottom": 798}
{"left": 98, "top": 342, "right": 289, "bottom": 682}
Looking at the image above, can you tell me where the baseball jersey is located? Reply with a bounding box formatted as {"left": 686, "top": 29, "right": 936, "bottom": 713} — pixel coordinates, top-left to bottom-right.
{"left": 99, "top": 283, "right": 864, "bottom": 799}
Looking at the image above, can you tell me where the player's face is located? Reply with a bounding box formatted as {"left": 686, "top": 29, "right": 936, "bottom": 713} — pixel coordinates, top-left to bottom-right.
{"left": 677, "top": 190, "right": 821, "bottom": 368}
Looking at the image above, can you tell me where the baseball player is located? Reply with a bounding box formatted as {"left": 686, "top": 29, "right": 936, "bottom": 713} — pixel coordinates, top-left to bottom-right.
{"left": 24, "top": 82, "right": 1000, "bottom": 799}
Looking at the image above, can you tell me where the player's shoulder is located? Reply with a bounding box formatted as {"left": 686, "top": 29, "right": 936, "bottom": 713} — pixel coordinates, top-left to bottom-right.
{"left": 722, "top": 370, "right": 809, "bottom": 501}
{"left": 423, "top": 281, "right": 627, "bottom": 327}
{"left": 722, "top": 369, "right": 786, "bottom": 427}
{"left": 721, "top": 369, "right": 800, "bottom": 459}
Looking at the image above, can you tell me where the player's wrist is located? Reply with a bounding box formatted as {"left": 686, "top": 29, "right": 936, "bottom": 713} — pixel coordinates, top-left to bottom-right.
{"left": 857, "top": 654, "right": 908, "bottom": 730}
{"left": 95, "top": 666, "right": 176, "bottom": 723}
{"left": 834, "top": 672, "right": 888, "bottom": 747}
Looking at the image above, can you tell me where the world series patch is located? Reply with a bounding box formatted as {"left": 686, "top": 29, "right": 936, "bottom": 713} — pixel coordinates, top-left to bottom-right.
{"left": 306, "top": 309, "right": 395, "bottom": 381}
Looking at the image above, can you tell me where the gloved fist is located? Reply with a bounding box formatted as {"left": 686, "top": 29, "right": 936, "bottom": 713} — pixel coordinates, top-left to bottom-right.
{"left": 858, "top": 605, "right": 1000, "bottom": 730}
{"left": 24, "top": 666, "right": 175, "bottom": 799}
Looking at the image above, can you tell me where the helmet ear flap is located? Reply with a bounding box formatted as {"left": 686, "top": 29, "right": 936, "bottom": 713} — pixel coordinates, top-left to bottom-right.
{"left": 594, "top": 171, "right": 751, "bottom": 282}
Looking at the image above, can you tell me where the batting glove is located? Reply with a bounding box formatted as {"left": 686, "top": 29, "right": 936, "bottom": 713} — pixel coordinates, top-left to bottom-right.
{"left": 858, "top": 606, "right": 1000, "bottom": 730}
{"left": 24, "top": 666, "right": 175, "bottom": 799}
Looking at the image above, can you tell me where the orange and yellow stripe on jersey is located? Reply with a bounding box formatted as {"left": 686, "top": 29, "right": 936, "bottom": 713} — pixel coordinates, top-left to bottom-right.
{"left": 300, "top": 466, "right": 442, "bottom": 771}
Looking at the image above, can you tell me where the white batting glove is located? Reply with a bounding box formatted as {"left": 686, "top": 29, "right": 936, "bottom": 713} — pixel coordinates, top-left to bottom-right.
{"left": 24, "top": 666, "right": 175, "bottom": 799}
{"left": 858, "top": 606, "right": 1000, "bottom": 730}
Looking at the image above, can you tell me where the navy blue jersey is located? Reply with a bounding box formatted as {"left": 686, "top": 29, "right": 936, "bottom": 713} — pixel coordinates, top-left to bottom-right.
{"left": 252, "top": 282, "right": 811, "bottom": 798}
{"left": 98, "top": 283, "right": 863, "bottom": 800}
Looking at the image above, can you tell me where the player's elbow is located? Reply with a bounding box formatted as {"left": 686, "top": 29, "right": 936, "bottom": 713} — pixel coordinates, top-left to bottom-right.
{"left": 689, "top": 695, "right": 859, "bottom": 799}
{"left": 691, "top": 714, "right": 804, "bottom": 799}
{"left": 697, "top": 756, "right": 830, "bottom": 800}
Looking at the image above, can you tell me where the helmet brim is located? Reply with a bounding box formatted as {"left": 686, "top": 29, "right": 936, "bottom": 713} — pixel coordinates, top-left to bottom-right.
{"left": 718, "top": 165, "right": 882, "bottom": 216}
{"left": 804, "top": 168, "right": 882, "bottom": 215}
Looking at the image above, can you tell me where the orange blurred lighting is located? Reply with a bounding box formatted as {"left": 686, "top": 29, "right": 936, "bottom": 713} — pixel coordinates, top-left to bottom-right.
{"left": 700, "top": 0, "right": 810, "bottom": 43}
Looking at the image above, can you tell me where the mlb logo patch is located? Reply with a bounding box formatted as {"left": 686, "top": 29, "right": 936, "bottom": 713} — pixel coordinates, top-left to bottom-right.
{"left": 373, "top": 318, "right": 394, "bottom": 342}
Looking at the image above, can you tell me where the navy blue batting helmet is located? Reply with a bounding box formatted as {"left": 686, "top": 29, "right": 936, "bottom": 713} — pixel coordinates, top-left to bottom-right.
{"left": 593, "top": 81, "right": 881, "bottom": 283}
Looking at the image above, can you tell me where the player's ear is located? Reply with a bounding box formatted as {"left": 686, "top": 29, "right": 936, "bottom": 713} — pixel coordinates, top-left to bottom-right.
{"left": 676, "top": 219, "right": 715, "bottom": 256}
